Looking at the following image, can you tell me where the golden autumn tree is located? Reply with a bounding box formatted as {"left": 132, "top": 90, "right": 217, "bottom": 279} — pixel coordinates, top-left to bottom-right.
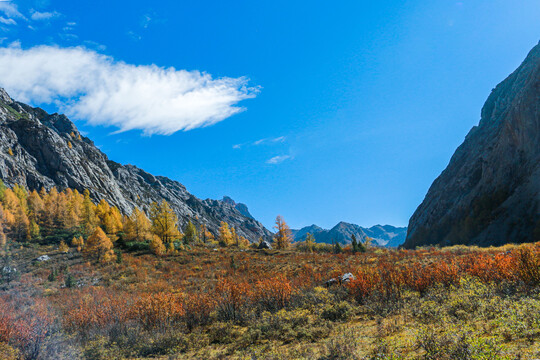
{"left": 81, "top": 190, "right": 98, "bottom": 236}
{"left": 273, "top": 215, "right": 292, "bottom": 249}
{"left": 27, "top": 190, "right": 44, "bottom": 221}
{"left": 63, "top": 189, "right": 82, "bottom": 230}
{"left": 0, "top": 207, "right": 6, "bottom": 249}
{"left": 3, "top": 189, "right": 30, "bottom": 241}
{"left": 72, "top": 236, "right": 84, "bottom": 252}
{"left": 238, "top": 235, "right": 249, "bottom": 249}
{"left": 124, "top": 208, "right": 151, "bottom": 242}
{"left": 58, "top": 240, "right": 69, "bottom": 253}
{"left": 102, "top": 206, "right": 123, "bottom": 239}
{"left": 149, "top": 201, "right": 181, "bottom": 244}
{"left": 218, "top": 221, "right": 234, "bottom": 246}
{"left": 200, "top": 223, "right": 215, "bottom": 244}
{"left": 95, "top": 199, "right": 110, "bottom": 224}
{"left": 149, "top": 234, "right": 166, "bottom": 256}
{"left": 84, "top": 227, "right": 115, "bottom": 262}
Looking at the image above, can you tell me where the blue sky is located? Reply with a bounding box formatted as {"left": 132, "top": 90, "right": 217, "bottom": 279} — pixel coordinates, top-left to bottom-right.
{"left": 0, "top": 0, "right": 539, "bottom": 230}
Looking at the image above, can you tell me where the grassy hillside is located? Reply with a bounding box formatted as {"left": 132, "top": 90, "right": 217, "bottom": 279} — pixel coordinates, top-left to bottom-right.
{"left": 2, "top": 239, "right": 540, "bottom": 359}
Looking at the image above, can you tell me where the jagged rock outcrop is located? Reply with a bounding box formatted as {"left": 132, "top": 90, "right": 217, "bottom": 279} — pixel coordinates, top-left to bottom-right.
{"left": 292, "top": 222, "right": 407, "bottom": 247}
{"left": 0, "top": 89, "right": 272, "bottom": 241}
{"left": 404, "top": 42, "right": 540, "bottom": 248}
{"left": 222, "top": 196, "right": 254, "bottom": 219}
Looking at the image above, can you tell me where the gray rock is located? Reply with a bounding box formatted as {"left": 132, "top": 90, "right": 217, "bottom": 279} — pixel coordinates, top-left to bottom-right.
{"left": 404, "top": 41, "right": 540, "bottom": 248}
{"left": 0, "top": 90, "right": 272, "bottom": 242}
{"left": 35, "top": 255, "right": 50, "bottom": 262}
{"left": 1, "top": 266, "right": 16, "bottom": 274}
{"left": 258, "top": 240, "right": 272, "bottom": 249}
{"left": 341, "top": 273, "right": 355, "bottom": 282}
{"left": 325, "top": 272, "right": 356, "bottom": 287}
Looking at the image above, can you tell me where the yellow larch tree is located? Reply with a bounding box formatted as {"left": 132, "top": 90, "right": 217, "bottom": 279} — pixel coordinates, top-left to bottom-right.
{"left": 124, "top": 207, "right": 151, "bottom": 242}
{"left": 84, "top": 227, "right": 115, "bottom": 262}
{"left": 149, "top": 201, "right": 181, "bottom": 244}
{"left": 218, "top": 221, "right": 234, "bottom": 246}
{"left": 72, "top": 236, "right": 84, "bottom": 252}
{"left": 149, "top": 234, "right": 166, "bottom": 256}
{"left": 81, "top": 190, "right": 98, "bottom": 236}
{"left": 273, "top": 215, "right": 292, "bottom": 249}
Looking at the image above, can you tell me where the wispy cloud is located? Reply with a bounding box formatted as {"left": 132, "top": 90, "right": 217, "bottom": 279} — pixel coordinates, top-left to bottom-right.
{"left": 141, "top": 14, "right": 152, "bottom": 29}
{"left": 0, "top": 44, "right": 258, "bottom": 135}
{"left": 30, "top": 10, "right": 61, "bottom": 21}
{"left": 127, "top": 30, "right": 142, "bottom": 41}
{"left": 266, "top": 155, "right": 291, "bottom": 165}
{"left": 0, "top": 2, "right": 26, "bottom": 21}
{"left": 233, "top": 136, "right": 286, "bottom": 149}
{"left": 0, "top": 16, "right": 15, "bottom": 25}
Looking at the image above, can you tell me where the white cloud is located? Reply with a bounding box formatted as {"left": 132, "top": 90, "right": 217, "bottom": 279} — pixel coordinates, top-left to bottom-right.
{"left": 0, "top": 2, "right": 26, "bottom": 20}
{"left": 0, "top": 16, "right": 15, "bottom": 25}
{"left": 266, "top": 155, "right": 291, "bottom": 164}
{"left": 270, "top": 136, "right": 286, "bottom": 143}
{"left": 0, "top": 45, "right": 258, "bottom": 135}
{"left": 30, "top": 10, "right": 61, "bottom": 21}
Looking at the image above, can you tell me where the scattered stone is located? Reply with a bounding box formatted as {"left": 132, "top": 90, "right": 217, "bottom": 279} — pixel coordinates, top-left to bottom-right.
{"left": 325, "top": 273, "right": 356, "bottom": 287}
{"left": 2, "top": 266, "right": 16, "bottom": 274}
{"left": 341, "top": 273, "right": 356, "bottom": 282}
{"left": 35, "top": 255, "right": 51, "bottom": 262}
{"left": 258, "top": 241, "right": 272, "bottom": 250}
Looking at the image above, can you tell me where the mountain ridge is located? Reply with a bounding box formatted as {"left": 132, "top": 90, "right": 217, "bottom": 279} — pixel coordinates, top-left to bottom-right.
{"left": 0, "top": 88, "right": 272, "bottom": 241}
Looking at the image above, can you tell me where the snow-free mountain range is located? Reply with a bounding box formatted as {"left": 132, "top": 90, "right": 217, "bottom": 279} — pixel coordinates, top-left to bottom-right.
{"left": 292, "top": 223, "right": 407, "bottom": 247}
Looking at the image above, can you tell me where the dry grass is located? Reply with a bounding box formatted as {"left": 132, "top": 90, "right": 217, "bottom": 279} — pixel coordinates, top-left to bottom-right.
{"left": 2, "top": 241, "right": 540, "bottom": 359}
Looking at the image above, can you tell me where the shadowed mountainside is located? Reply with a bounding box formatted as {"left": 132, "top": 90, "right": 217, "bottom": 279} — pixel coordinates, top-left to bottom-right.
{"left": 405, "top": 41, "right": 540, "bottom": 248}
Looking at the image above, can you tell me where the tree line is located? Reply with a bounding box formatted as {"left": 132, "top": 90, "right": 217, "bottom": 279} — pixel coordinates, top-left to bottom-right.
{"left": 0, "top": 182, "right": 262, "bottom": 262}
{"left": 0, "top": 182, "right": 368, "bottom": 261}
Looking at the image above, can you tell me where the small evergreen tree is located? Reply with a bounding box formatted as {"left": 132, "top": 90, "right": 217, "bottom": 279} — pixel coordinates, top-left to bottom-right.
{"left": 184, "top": 220, "right": 199, "bottom": 245}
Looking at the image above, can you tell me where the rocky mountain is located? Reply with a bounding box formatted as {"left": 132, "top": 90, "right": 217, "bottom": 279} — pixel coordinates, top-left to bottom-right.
{"left": 404, "top": 41, "right": 540, "bottom": 248}
{"left": 222, "top": 196, "right": 254, "bottom": 219}
{"left": 292, "top": 222, "right": 407, "bottom": 247}
{"left": 0, "top": 88, "right": 272, "bottom": 241}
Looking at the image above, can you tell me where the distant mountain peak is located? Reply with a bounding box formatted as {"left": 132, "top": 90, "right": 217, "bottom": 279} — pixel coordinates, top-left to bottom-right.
{"left": 292, "top": 222, "right": 407, "bottom": 247}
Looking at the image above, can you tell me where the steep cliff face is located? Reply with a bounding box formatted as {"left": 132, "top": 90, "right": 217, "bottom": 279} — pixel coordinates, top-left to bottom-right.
{"left": 404, "top": 42, "right": 540, "bottom": 248}
{"left": 0, "top": 89, "right": 272, "bottom": 241}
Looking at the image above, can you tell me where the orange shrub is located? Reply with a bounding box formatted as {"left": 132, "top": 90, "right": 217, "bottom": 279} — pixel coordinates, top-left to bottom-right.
{"left": 252, "top": 275, "right": 293, "bottom": 312}
{"left": 130, "top": 292, "right": 185, "bottom": 330}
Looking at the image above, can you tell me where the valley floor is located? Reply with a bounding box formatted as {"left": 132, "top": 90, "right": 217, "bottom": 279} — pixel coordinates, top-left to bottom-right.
{"left": 2, "top": 242, "right": 540, "bottom": 359}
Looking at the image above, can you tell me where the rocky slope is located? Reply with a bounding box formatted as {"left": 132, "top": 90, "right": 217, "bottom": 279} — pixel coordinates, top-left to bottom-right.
{"left": 0, "top": 89, "right": 272, "bottom": 241}
{"left": 404, "top": 41, "right": 540, "bottom": 248}
{"left": 292, "top": 222, "right": 407, "bottom": 247}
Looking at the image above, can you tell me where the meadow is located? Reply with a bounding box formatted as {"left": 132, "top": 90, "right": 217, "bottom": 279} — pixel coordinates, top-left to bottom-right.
{"left": 2, "top": 239, "right": 540, "bottom": 359}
